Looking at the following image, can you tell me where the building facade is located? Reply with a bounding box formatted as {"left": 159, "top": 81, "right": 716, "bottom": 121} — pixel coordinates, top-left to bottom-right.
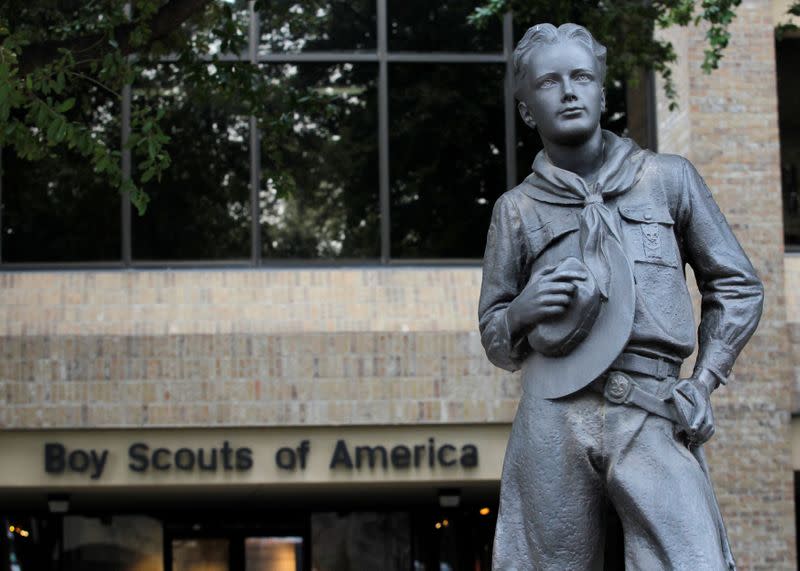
{"left": 1, "top": 0, "right": 799, "bottom": 570}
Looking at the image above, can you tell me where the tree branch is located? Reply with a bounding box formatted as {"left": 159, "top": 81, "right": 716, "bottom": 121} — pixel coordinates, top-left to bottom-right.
{"left": 18, "top": 0, "right": 213, "bottom": 74}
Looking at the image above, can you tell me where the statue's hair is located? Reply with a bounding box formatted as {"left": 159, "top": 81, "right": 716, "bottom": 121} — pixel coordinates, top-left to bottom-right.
{"left": 513, "top": 23, "right": 607, "bottom": 101}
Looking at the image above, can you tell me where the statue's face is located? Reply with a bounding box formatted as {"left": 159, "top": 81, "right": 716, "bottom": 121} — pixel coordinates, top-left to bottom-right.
{"left": 517, "top": 39, "right": 604, "bottom": 146}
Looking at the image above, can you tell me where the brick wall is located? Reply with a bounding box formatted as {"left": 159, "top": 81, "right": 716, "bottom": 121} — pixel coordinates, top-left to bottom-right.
{"left": 0, "top": 268, "right": 519, "bottom": 429}
{"left": 657, "top": 0, "right": 796, "bottom": 567}
{"left": 784, "top": 255, "right": 800, "bottom": 412}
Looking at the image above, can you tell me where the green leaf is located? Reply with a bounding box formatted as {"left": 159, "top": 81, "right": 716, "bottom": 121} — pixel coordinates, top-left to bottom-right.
{"left": 56, "top": 98, "right": 75, "bottom": 113}
{"left": 140, "top": 166, "right": 156, "bottom": 183}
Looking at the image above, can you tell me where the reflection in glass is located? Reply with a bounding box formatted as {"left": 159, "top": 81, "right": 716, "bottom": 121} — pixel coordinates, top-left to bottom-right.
{"left": 132, "top": 63, "right": 251, "bottom": 260}
{"left": 246, "top": 536, "right": 303, "bottom": 571}
{"left": 312, "top": 512, "right": 410, "bottom": 571}
{"left": 389, "top": 64, "right": 505, "bottom": 258}
{"left": 172, "top": 538, "right": 229, "bottom": 571}
{"left": 410, "top": 508, "right": 496, "bottom": 571}
{"left": 2, "top": 515, "right": 62, "bottom": 571}
{"left": 259, "top": 1, "right": 376, "bottom": 54}
{"left": 144, "top": 1, "right": 250, "bottom": 58}
{"left": 1, "top": 87, "right": 121, "bottom": 263}
{"left": 259, "top": 63, "right": 379, "bottom": 259}
{"left": 62, "top": 515, "right": 164, "bottom": 571}
{"left": 778, "top": 38, "right": 800, "bottom": 246}
{"left": 388, "top": 0, "right": 502, "bottom": 52}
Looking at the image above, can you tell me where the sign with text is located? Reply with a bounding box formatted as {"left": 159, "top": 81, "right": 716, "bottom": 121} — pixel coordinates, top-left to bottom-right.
{"left": 0, "top": 425, "right": 510, "bottom": 488}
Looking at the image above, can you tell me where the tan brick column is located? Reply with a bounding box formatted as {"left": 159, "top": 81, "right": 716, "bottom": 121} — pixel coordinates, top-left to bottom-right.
{"left": 658, "top": 1, "right": 796, "bottom": 567}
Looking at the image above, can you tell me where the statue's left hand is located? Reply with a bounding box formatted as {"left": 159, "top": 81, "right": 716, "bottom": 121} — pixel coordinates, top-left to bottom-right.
{"left": 671, "top": 377, "right": 715, "bottom": 446}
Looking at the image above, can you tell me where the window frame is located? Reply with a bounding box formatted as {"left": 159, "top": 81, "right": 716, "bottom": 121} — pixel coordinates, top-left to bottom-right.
{"left": 0, "top": 1, "right": 653, "bottom": 268}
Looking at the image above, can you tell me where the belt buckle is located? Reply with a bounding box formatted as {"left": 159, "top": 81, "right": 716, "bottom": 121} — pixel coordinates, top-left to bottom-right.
{"left": 604, "top": 371, "right": 633, "bottom": 404}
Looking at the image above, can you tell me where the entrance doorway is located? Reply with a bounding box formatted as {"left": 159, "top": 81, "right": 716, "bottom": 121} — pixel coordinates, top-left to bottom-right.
{"left": 166, "top": 523, "right": 306, "bottom": 571}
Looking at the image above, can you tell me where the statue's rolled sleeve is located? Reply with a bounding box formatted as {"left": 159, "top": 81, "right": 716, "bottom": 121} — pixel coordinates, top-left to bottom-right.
{"left": 677, "top": 159, "right": 765, "bottom": 383}
{"left": 479, "top": 194, "right": 531, "bottom": 372}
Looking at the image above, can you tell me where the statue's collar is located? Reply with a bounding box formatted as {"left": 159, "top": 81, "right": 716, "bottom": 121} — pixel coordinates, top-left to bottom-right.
{"left": 521, "top": 130, "right": 650, "bottom": 205}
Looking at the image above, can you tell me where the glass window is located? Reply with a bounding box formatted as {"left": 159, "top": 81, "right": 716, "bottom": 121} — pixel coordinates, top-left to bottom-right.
{"left": 778, "top": 37, "right": 800, "bottom": 246}
{"left": 1, "top": 88, "right": 121, "bottom": 263}
{"left": 389, "top": 64, "right": 506, "bottom": 259}
{"left": 62, "top": 515, "right": 164, "bottom": 571}
{"left": 131, "top": 63, "right": 251, "bottom": 261}
{"left": 410, "top": 507, "right": 496, "bottom": 571}
{"left": 172, "top": 538, "right": 229, "bottom": 571}
{"left": 388, "top": 0, "right": 502, "bottom": 52}
{"left": 2, "top": 515, "right": 62, "bottom": 571}
{"left": 259, "top": 0, "right": 376, "bottom": 54}
{"left": 0, "top": 7, "right": 645, "bottom": 266}
{"left": 311, "top": 512, "right": 410, "bottom": 570}
{"left": 259, "top": 63, "right": 380, "bottom": 259}
{"left": 142, "top": 1, "right": 251, "bottom": 58}
{"left": 245, "top": 536, "right": 303, "bottom": 571}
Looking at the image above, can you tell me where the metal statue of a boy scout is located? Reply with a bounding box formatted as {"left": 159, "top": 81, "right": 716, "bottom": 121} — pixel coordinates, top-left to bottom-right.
{"left": 479, "top": 23, "right": 764, "bottom": 570}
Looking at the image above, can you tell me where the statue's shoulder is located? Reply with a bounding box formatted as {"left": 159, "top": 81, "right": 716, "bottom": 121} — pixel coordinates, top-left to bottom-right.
{"left": 491, "top": 183, "right": 547, "bottom": 226}
{"left": 645, "top": 151, "right": 692, "bottom": 177}
{"left": 491, "top": 184, "right": 529, "bottom": 215}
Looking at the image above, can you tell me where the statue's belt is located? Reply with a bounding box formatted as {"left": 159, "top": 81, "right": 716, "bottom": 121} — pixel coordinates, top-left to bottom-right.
{"left": 591, "top": 353, "right": 682, "bottom": 423}
{"left": 611, "top": 352, "right": 681, "bottom": 379}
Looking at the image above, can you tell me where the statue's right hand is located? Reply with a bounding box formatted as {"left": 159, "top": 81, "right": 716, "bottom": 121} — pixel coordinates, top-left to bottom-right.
{"left": 507, "top": 264, "right": 589, "bottom": 337}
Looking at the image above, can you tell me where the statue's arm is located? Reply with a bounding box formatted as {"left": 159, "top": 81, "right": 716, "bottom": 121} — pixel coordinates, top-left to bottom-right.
{"left": 677, "top": 158, "right": 765, "bottom": 390}
{"left": 478, "top": 194, "right": 532, "bottom": 372}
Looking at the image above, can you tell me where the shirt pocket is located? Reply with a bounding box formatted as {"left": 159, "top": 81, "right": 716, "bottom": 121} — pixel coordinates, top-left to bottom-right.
{"left": 526, "top": 211, "right": 580, "bottom": 261}
{"left": 618, "top": 204, "right": 680, "bottom": 268}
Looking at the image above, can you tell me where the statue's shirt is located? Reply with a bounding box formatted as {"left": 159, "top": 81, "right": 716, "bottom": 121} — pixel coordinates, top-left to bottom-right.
{"left": 478, "top": 131, "right": 763, "bottom": 384}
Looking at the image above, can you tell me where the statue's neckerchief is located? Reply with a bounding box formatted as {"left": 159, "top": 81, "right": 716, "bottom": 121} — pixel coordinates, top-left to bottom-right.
{"left": 523, "top": 131, "right": 650, "bottom": 299}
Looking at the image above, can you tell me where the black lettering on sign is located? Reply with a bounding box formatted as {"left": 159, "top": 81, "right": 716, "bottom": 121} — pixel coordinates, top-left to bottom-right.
{"left": 460, "top": 444, "right": 478, "bottom": 468}
{"left": 355, "top": 445, "right": 388, "bottom": 469}
{"left": 413, "top": 445, "right": 425, "bottom": 468}
{"left": 89, "top": 450, "right": 109, "bottom": 480}
{"left": 297, "top": 440, "right": 310, "bottom": 469}
{"left": 152, "top": 448, "right": 171, "bottom": 471}
{"left": 174, "top": 448, "right": 195, "bottom": 471}
{"left": 276, "top": 447, "right": 296, "bottom": 470}
{"left": 198, "top": 448, "right": 217, "bottom": 471}
{"left": 221, "top": 441, "right": 234, "bottom": 471}
{"left": 44, "top": 443, "right": 66, "bottom": 474}
{"left": 68, "top": 449, "right": 90, "bottom": 473}
{"left": 391, "top": 445, "right": 411, "bottom": 469}
{"left": 236, "top": 448, "right": 253, "bottom": 471}
{"left": 129, "top": 443, "right": 149, "bottom": 472}
{"left": 44, "top": 444, "right": 109, "bottom": 479}
{"left": 437, "top": 444, "right": 457, "bottom": 467}
{"left": 329, "top": 440, "right": 353, "bottom": 469}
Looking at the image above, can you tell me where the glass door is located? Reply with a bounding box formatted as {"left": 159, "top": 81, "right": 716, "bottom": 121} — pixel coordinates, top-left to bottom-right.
{"left": 166, "top": 525, "right": 306, "bottom": 571}
{"left": 171, "top": 538, "right": 230, "bottom": 571}
{"left": 245, "top": 536, "right": 304, "bottom": 571}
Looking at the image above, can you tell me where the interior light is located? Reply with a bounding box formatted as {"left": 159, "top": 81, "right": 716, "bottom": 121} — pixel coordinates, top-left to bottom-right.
{"left": 479, "top": 507, "right": 491, "bottom": 516}
{"left": 442, "top": 519, "right": 449, "bottom": 527}
{"left": 19, "top": 530, "right": 28, "bottom": 538}
{"left": 438, "top": 488, "right": 461, "bottom": 508}
{"left": 435, "top": 522, "right": 442, "bottom": 529}
{"left": 8, "top": 526, "right": 14, "bottom": 532}
{"left": 47, "top": 494, "right": 70, "bottom": 514}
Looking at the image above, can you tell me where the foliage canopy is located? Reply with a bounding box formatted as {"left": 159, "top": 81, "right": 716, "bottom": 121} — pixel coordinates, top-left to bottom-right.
{"left": 0, "top": 0, "right": 792, "bottom": 217}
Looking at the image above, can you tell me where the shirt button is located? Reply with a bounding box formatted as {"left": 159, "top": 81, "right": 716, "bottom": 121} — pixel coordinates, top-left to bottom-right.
{"left": 644, "top": 213, "right": 653, "bottom": 221}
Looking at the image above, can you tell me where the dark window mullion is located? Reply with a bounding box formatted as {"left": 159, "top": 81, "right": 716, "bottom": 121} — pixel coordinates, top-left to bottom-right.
{"left": 122, "top": 2, "right": 133, "bottom": 266}
{"left": 503, "top": 11, "right": 517, "bottom": 190}
{"left": 0, "top": 149, "right": 3, "bottom": 264}
{"left": 249, "top": 0, "right": 261, "bottom": 265}
{"left": 378, "top": 0, "right": 390, "bottom": 263}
